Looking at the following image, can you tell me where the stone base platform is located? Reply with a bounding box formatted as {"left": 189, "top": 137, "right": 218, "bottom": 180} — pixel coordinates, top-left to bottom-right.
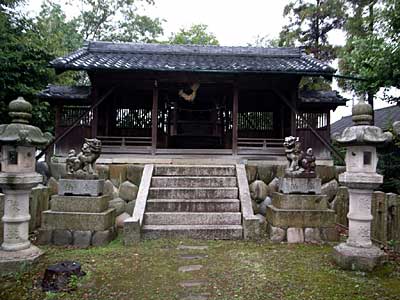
{"left": 37, "top": 226, "right": 117, "bottom": 248}
{"left": 266, "top": 192, "right": 338, "bottom": 243}
{"left": 333, "top": 243, "right": 387, "bottom": 271}
{"left": 0, "top": 245, "right": 43, "bottom": 275}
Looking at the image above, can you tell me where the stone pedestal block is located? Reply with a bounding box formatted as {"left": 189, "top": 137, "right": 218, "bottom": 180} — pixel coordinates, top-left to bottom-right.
{"left": 266, "top": 205, "right": 335, "bottom": 228}
{"left": 42, "top": 208, "right": 115, "bottom": 231}
{"left": 51, "top": 195, "right": 110, "bottom": 213}
{"left": 272, "top": 192, "right": 328, "bottom": 210}
{"left": 333, "top": 243, "right": 386, "bottom": 271}
{"left": 59, "top": 179, "right": 104, "bottom": 196}
{"left": 279, "top": 177, "right": 321, "bottom": 194}
{"left": 266, "top": 192, "right": 337, "bottom": 243}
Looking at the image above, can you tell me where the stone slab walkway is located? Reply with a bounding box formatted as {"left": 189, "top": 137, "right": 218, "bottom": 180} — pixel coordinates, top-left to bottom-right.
{"left": 177, "top": 244, "right": 210, "bottom": 300}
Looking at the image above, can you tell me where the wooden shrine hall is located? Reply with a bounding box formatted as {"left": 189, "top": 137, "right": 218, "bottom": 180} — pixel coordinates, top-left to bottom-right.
{"left": 39, "top": 42, "right": 345, "bottom": 160}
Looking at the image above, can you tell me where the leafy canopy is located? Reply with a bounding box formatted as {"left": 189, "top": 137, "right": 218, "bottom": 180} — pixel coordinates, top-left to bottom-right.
{"left": 0, "top": 1, "right": 55, "bottom": 131}
{"left": 169, "top": 24, "right": 219, "bottom": 45}
{"left": 279, "top": 0, "right": 346, "bottom": 91}
{"left": 280, "top": 0, "right": 346, "bottom": 62}
{"left": 338, "top": 0, "right": 400, "bottom": 100}
{"left": 69, "top": 0, "right": 164, "bottom": 42}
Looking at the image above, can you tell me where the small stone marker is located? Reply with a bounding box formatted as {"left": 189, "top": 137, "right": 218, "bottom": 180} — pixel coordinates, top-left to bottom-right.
{"left": 178, "top": 264, "right": 203, "bottom": 273}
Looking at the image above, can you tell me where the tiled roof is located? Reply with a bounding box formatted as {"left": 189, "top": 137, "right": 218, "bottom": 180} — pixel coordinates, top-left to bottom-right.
{"left": 38, "top": 85, "right": 91, "bottom": 100}
{"left": 50, "top": 41, "right": 336, "bottom": 75}
{"left": 299, "top": 90, "right": 347, "bottom": 105}
{"left": 331, "top": 105, "right": 400, "bottom": 135}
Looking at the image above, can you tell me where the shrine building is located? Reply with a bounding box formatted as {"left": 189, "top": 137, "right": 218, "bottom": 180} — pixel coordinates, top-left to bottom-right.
{"left": 39, "top": 41, "right": 345, "bottom": 162}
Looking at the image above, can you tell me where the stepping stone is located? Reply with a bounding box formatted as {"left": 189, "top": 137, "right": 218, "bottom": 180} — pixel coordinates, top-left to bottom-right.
{"left": 177, "top": 245, "right": 209, "bottom": 251}
{"left": 179, "top": 280, "right": 207, "bottom": 288}
{"left": 180, "top": 294, "right": 209, "bottom": 300}
{"left": 179, "top": 254, "right": 208, "bottom": 260}
{"left": 180, "top": 296, "right": 208, "bottom": 300}
{"left": 178, "top": 265, "right": 203, "bottom": 273}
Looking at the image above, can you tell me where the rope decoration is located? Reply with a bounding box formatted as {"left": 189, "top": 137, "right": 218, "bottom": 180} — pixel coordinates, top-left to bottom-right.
{"left": 178, "top": 83, "right": 200, "bottom": 102}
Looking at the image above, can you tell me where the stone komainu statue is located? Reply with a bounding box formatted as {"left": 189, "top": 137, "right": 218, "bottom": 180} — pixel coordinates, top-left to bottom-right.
{"left": 283, "top": 136, "right": 316, "bottom": 176}
{"left": 66, "top": 138, "right": 102, "bottom": 176}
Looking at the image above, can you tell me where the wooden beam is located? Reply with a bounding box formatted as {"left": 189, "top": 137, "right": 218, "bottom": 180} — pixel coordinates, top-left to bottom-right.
{"left": 36, "top": 86, "right": 116, "bottom": 160}
{"left": 151, "top": 80, "right": 158, "bottom": 155}
{"left": 232, "top": 84, "right": 239, "bottom": 155}
{"left": 271, "top": 88, "right": 345, "bottom": 164}
{"left": 91, "top": 87, "right": 99, "bottom": 138}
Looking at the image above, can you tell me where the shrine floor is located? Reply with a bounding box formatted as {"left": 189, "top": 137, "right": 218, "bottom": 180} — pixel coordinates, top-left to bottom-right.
{"left": 1, "top": 235, "right": 400, "bottom": 300}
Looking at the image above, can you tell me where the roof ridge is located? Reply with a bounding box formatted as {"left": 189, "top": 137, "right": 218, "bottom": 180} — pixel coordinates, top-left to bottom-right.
{"left": 86, "top": 41, "right": 303, "bottom": 57}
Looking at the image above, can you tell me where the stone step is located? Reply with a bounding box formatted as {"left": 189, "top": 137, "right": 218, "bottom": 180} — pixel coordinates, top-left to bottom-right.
{"left": 146, "top": 199, "right": 240, "bottom": 212}
{"left": 151, "top": 176, "right": 237, "bottom": 188}
{"left": 148, "top": 187, "right": 238, "bottom": 199}
{"left": 144, "top": 212, "right": 242, "bottom": 225}
{"left": 142, "top": 224, "right": 243, "bottom": 240}
{"left": 153, "top": 165, "right": 236, "bottom": 176}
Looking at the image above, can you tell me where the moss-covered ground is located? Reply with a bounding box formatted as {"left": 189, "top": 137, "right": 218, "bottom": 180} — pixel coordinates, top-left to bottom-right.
{"left": 1, "top": 236, "right": 400, "bottom": 300}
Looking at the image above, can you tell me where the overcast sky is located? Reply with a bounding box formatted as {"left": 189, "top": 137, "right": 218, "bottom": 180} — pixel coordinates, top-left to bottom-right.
{"left": 25, "top": 0, "right": 393, "bottom": 123}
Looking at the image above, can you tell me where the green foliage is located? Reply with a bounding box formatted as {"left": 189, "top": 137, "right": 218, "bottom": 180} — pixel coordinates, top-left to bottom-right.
{"left": 0, "top": 3, "right": 55, "bottom": 130}
{"left": 69, "top": 0, "right": 163, "bottom": 42}
{"left": 279, "top": 0, "right": 346, "bottom": 90}
{"left": 280, "top": 0, "right": 346, "bottom": 62}
{"left": 338, "top": 0, "right": 400, "bottom": 101}
{"left": 0, "top": 0, "right": 165, "bottom": 133}
{"left": 35, "top": 0, "right": 84, "bottom": 86}
{"left": 168, "top": 24, "right": 219, "bottom": 45}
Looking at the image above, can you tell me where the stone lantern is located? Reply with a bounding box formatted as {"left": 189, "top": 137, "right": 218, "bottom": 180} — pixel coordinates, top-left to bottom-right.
{"left": 0, "top": 97, "right": 52, "bottom": 274}
{"left": 333, "top": 96, "right": 392, "bottom": 271}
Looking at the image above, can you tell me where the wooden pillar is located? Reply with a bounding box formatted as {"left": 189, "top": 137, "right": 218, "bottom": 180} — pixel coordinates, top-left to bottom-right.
{"left": 280, "top": 105, "right": 285, "bottom": 138}
{"left": 232, "top": 84, "right": 239, "bottom": 155}
{"left": 91, "top": 87, "right": 98, "bottom": 138}
{"left": 290, "top": 90, "right": 297, "bottom": 136}
{"left": 151, "top": 81, "right": 158, "bottom": 155}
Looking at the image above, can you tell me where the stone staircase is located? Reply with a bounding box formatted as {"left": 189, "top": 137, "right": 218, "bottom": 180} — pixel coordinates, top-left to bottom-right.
{"left": 142, "top": 165, "right": 243, "bottom": 239}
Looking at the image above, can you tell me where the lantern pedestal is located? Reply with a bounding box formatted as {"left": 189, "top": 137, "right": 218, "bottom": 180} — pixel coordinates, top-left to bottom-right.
{"left": 0, "top": 173, "right": 44, "bottom": 275}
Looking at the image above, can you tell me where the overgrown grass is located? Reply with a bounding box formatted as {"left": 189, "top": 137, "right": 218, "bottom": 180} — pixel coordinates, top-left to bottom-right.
{"left": 1, "top": 236, "right": 400, "bottom": 300}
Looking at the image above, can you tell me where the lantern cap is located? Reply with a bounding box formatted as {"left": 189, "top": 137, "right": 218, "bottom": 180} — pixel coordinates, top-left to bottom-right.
{"left": 0, "top": 97, "right": 52, "bottom": 147}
